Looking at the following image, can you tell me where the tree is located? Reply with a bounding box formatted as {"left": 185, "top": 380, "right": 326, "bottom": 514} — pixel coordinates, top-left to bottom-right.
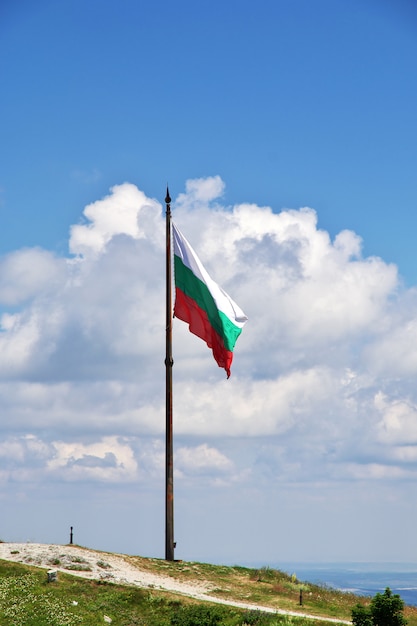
{"left": 352, "top": 588, "right": 407, "bottom": 626}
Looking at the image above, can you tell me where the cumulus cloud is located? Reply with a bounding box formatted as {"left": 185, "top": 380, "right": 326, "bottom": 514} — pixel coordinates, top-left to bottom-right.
{"left": 0, "top": 175, "right": 416, "bottom": 495}
{"left": 47, "top": 436, "right": 138, "bottom": 482}
{"left": 0, "top": 248, "right": 65, "bottom": 305}
{"left": 69, "top": 183, "right": 162, "bottom": 257}
{"left": 175, "top": 175, "right": 225, "bottom": 210}
{"left": 176, "top": 443, "right": 233, "bottom": 474}
{"left": 375, "top": 392, "right": 417, "bottom": 445}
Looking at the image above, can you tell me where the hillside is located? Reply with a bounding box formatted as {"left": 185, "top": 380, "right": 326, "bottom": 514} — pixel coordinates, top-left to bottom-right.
{"left": 0, "top": 543, "right": 416, "bottom": 626}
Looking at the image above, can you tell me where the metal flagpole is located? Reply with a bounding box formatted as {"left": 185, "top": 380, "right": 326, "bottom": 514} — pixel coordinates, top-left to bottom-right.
{"left": 165, "top": 187, "right": 175, "bottom": 561}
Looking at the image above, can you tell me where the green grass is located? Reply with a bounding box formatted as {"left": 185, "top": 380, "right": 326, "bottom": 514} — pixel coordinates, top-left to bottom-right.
{"left": 1, "top": 553, "right": 416, "bottom": 626}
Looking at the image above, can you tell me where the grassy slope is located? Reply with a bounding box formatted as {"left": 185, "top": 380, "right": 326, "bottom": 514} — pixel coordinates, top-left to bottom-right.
{"left": 1, "top": 551, "right": 416, "bottom": 626}
{"left": 123, "top": 554, "right": 417, "bottom": 624}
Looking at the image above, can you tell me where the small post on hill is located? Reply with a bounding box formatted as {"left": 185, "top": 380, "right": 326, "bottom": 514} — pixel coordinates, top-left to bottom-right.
{"left": 165, "top": 186, "right": 175, "bottom": 561}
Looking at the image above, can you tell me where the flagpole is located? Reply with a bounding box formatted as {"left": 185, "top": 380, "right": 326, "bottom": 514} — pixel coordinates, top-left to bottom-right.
{"left": 165, "top": 186, "right": 175, "bottom": 561}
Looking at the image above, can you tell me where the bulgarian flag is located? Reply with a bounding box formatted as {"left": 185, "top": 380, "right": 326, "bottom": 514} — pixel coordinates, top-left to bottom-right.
{"left": 172, "top": 222, "right": 248, "bottom": 378}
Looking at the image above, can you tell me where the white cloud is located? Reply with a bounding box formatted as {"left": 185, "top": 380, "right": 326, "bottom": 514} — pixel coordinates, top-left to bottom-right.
{"left": 363, "top": 296, "right": 417, "bottom": 378}
{"left": 0, "top": 179, "right": 406, "bottom": 441}
{"left": 69, "top": 183, "right": 162, "bottom": 257}
{"left": 47, "top": 437, "right": 138, "bottom": 482}
{"left": 375, "top": 392, "right": 417, "bottom": 445}
{"left": 175, "top": 175, "right": 225, "bottom": 210}
{"left": 0, "top": 248, "right": 65, "bottom": 305}
{"left": 172, "top": 367, "right": 339, "bottom": 437}
{"left": 176, "top": 443, "right": 233, "bottom": 474}
{"left": 2, "top": 177, "right": 417, "bottom": 561}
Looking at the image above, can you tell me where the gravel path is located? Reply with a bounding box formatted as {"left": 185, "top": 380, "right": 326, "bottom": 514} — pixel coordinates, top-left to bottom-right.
{"left": 0, "top": 543, "right": 351, "bottom": 623}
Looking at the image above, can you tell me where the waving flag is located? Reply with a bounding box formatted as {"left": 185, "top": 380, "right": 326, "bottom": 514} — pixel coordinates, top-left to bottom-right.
{"left": 172, "top": 222, "right": 247, "bottom": 377}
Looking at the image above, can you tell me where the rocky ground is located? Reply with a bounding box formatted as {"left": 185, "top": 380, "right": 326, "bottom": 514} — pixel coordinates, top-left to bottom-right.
{"left": 0, "top": 542, "right": 210, "bottom": 597}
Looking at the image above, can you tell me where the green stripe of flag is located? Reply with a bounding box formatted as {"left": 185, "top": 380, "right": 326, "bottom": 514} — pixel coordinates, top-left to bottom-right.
{"left": 174, "top": 254, "right": 243, "bottom": 352}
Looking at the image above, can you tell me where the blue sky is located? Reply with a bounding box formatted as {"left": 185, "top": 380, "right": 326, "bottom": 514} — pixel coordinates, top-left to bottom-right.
{"left": 1, "top": 0, "right": 417, "bottom": 568}
{"left": 2, "top": 0, "right": 417, "bottom": 276}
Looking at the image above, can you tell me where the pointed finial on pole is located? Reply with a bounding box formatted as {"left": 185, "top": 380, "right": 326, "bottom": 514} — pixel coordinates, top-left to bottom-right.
{"left": 165, "top": 185, "right": 171, "bottom": 205}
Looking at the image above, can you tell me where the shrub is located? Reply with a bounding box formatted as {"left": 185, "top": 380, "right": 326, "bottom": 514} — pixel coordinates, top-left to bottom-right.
{"left": 171, "top": 604, "right": 225, "bottom": 625}
{"left": 240, "top": 609, "right": 271, "bottom": 624}
{"left": 352, "top": 588, "right": 407, "bottom": 626}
